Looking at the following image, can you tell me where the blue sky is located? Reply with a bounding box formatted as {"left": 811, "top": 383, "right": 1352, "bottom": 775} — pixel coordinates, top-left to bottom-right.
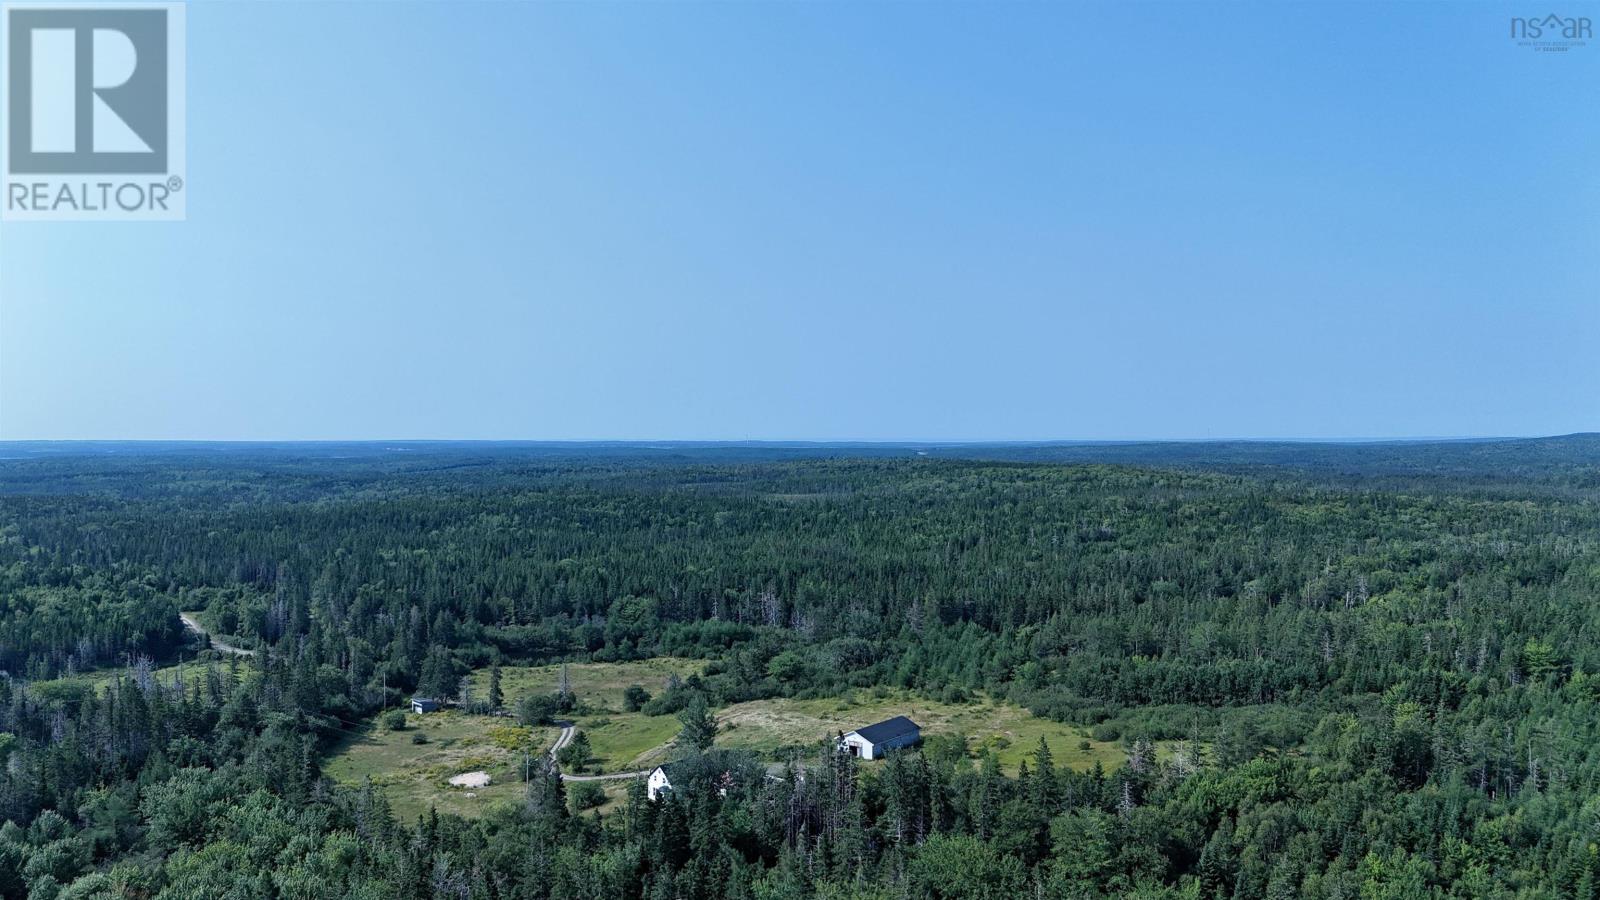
{"left": 1, "top": 1, "right": 1596, "bottom": 440}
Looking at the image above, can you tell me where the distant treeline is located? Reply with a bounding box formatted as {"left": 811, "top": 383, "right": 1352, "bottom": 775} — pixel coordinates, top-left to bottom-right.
{"left": 0, "top": 441, "right": 1595, "bottom": 896}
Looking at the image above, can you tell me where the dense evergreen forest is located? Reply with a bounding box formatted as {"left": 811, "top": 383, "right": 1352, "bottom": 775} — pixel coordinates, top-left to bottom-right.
{"left": 0, "top": 436, "right": 1597, "bottom": 898}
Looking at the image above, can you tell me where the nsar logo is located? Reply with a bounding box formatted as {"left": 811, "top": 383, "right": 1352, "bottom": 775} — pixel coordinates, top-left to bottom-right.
{"left": 1510, "top": 13, "right": 1592, "bottom": 52}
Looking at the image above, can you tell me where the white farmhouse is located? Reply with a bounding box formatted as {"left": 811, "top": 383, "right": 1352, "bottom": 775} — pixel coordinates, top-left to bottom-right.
{"left": 647, "top": 752, "right": 746, "bottom": 801}
{"left": 646, "top": 763, "right": 677, "bottom": 801}
{"left": 838, "top": 716, "right": 921, "bottom": 760}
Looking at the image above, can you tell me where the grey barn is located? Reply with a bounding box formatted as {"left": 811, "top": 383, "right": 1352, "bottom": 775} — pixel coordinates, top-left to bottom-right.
{"left": 838, "top": 716, "right": 921, "bottom": 759}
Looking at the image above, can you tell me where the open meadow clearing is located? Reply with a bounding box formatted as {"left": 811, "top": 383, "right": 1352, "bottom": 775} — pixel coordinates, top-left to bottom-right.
{"left": 473, "top": 657, "right": 705, "bottom": 709}
{"left": 714, "top": 690, "right": 1136, "bottom": 773}
{"left": 485, "top": 661, "right": 1149, "bottom": 776}
{"left": 325, "top": 659, "right": 703, "bottom": 819}
{"left": 323, "top": 660, "right": 1153, "bottom": 819}
{"left": 469, "top": 658, "right": 703, "bottom": 773}
{"left": 322, "top": 709, "right": 558, "bottom": 820}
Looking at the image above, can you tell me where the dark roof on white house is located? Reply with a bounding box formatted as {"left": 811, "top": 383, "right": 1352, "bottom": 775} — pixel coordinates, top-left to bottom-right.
{"left": 851, "top": 716, "right": 920, "bottom": 744}
{"left": 653, "top": 749, "right": 757, "bottom": 786}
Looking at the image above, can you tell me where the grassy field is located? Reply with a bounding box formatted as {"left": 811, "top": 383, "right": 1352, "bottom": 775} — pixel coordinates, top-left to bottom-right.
{"left": 469, "top": 658, "right": 703, "bottom": 773}
{"left": 716, "top": 690, "right": 1135, "bottom": 773}
{"left": 324, "top": 660, "right": 701, "bottom": 820}
{"left": 483, "top": 663, "right": 1144, "bottom": 775}
{"left": 322, "top": 709, "right": 558, "bottom": 821}
{"left": 475, "top": 657, "right": 703, "bottom": 709}
{"left": 325, "top": 660, "right": 1159, "bottom": 820}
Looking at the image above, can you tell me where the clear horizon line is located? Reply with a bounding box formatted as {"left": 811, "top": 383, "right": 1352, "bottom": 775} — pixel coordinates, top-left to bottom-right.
{"left": 0, "top": 432, "right": 1592, "bottom": 446}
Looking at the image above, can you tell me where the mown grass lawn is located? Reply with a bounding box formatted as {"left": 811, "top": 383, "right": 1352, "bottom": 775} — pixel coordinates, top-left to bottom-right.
{"left": 569, "top": 713, "right": 683, "bottom": 772}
